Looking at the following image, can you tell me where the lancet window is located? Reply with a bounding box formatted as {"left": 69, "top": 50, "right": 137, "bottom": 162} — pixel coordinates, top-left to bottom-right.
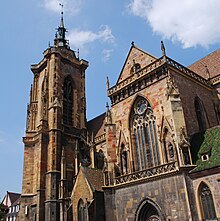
{"left": 130, "top": 97, "right": 161, "bottom": 171}
{"left": 78, "top": 199, "right": 88, "bottom": 221}
{"left": 198, "top": 182, "right": 217, "bottom": 220}
{"left": 63, "top": 76, "right": 73, "bottom": 125}
{"left": 194, "top": 96, "right": 208, "bottom": 132}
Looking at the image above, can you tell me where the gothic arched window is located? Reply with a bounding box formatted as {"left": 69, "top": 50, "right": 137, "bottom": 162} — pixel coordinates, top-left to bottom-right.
{"left": 198, "top": 182, "right": 216, "bottom": 220}
{"left": 63, "top": 76, "right": 73, "bottom": 125}
{"left": 130, "top": 97, "right": 161, "bottom": 171}
{"left": 194, "top": 97, "right": 208, "bottom": 132}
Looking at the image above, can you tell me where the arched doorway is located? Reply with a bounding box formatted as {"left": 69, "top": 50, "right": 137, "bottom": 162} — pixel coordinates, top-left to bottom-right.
{"left": 135, "top": 198, "right": 165, "bottom": 221}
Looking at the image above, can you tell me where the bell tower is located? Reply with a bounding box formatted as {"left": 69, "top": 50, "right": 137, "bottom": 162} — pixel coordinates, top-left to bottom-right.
{"left": 18, "top": 11, "right": 88, "bottom": 221}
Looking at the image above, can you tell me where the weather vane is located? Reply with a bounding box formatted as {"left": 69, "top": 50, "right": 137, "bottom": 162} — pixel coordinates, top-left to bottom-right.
{"left": 59, "top": 3, "right": 64, "bottom": 15}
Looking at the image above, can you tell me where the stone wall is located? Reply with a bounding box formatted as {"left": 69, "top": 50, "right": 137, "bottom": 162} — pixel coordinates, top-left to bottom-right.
{"left": 191, "top": 170, "right": 220, "bottom": 220}
{"left": 105, "top": 173, "right": 198, "bottom": 221}
{"left": 172, "top": 70, "right": 219, "bottom": 136}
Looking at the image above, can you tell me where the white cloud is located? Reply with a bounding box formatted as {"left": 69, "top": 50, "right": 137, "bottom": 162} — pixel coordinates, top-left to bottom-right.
{"left": 128, "top": 0, "right": 220, "bottom": 48}
{"left": 102, "top": 49, "right": 114, "bottom": 62}
{"left": 43, "top": 0, "right": 82, "bottom": 15}
{"left": 67, "top": 25, "right": 115, "bottom": 49}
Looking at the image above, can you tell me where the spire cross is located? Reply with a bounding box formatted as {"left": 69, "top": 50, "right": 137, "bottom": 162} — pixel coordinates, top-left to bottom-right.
{"left": 59, "top": 3, "right": 64, "bottom": 15}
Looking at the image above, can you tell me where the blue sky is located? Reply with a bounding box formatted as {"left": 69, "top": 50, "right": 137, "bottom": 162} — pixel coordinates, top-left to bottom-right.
{"left": 1, "top": 0, "right": 220, "bottom": 199}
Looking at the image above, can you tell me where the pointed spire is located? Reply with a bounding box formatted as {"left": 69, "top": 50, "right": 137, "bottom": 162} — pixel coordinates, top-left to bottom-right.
{"left": 161, "top": 41, "right": 166, "bottom": 56}
{"left": 106, "top": 102, "right": 112, "bottom": 125}
{"left": 54, "top": 3, "right": 69, "bottom": 47}
{"left": 61, "top": 147, "right": 66, "bottom": 180}
{"left": 60, "top": 3, "right": 64, "bottom": 28}
{"left": 106, "top": 76, "right": 110, "bottom": 90}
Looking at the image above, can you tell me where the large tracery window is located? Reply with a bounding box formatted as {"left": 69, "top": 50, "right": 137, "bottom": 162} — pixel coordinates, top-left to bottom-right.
{"left": 130, "top": 97, "right": 161, "bottom": 171}
{"left": 63, "top": 76, "right": 73, "bottom": 125}
{"left": 199, "top": 182, "right": 217, "bottom": 220}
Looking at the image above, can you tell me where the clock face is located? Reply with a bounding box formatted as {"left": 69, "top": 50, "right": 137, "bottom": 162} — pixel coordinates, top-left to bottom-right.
{"left": 137, "top": 101, "right": 147, "bottom": 115}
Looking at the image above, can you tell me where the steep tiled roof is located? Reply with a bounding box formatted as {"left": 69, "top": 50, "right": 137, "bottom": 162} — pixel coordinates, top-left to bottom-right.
{"left": 188, "top": 49, "right": 220, "bottom": 79}
{"left": 81, "top": 167, "right": 104, "bottom": 192}
{"left": 12, "top": 196, "right": 21, "bottom": 206}
{"left": 87, "top": 113, "right": 106, "bottom": 138}
{"left": 193, "top": 126, "right": 220, "bottom": 172}
{"left": 2, "top": 192, "right": 21, "bottom": 207}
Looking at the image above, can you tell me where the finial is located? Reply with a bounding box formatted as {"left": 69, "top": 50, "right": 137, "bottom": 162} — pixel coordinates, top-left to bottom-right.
{"left": 106, "top": 76, "right": 110, "bottom": 90}
{"left": 131, "top": 41, "right": 134, "bottom": 46}
{"left": 106, "top": 102, "right": 109, "bottom": 110}
{"left": 205, "top": 65, "right": 211, "bottom": 79}
{"left": 61, "top": 146, "right": 65, "bottom": 158}
{"left": 161, "top": 41, "right": 166, "bottom": 56}
{"left": 91, "top": 131, "right": 94, "bottom": 142}
{"left": 77, "top": 49, "right": 80, "bottom": 59}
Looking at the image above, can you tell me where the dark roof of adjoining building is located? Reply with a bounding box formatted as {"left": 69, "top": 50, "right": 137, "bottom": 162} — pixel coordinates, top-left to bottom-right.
{"left": 188, "top": 49, "right": 220, "bottom": 79}
{"left": 11, "top": 196, "right": 21, "bottom": 206}
{"left": 193, "top": 126, "right": 220, "bottom": 172}
{"left": 2, "top": 192, "right": 21, "bottom": 207}
{"left": 87, "top": 113, "right": 106, "bottom": 138}
{"left": 81, "top": 167, "right": 104, "bottom": 192}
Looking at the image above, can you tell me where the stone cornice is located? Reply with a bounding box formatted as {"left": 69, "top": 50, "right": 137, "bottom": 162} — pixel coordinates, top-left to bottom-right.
{"left": 210, "top": 74, "right": 220, "bottom": 85}
{"left": 94, "top": 133, "right": 106, "bottom": 144}
{"left": 108, "top": 57, "right": 167, "bottom": 106}
{"left": 31, "top": 47, "right": 88, "bottom": 75}
{"left": 108, "top": 56, "right": 212, "bottom": 106}
{"left": 166, "top": 57, "right": 211, "bottom": 88}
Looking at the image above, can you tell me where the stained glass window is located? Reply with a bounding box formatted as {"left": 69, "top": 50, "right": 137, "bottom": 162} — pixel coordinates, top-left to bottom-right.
{"left": 130, "top": 97, "right": 160, "bottom": 171}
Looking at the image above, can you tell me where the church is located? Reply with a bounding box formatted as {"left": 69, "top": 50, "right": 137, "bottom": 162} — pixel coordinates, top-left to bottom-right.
{"left": 17, "top": 13, "right": 220, "bottom": 221}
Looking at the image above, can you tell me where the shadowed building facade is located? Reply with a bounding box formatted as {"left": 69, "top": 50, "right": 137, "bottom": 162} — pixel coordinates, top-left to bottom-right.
{"left": 18, "top": 18, "right": 220, "bottom": 221}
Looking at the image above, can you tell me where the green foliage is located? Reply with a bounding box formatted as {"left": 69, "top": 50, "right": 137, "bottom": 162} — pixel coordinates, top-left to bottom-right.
{"left": 0, "top": 203, "right": 7, "bottom": 220}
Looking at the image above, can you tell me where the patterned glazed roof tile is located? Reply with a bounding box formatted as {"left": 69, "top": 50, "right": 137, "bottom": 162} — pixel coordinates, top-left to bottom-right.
{"left": 194, "top": 126, "right": 220, "bottom": 171}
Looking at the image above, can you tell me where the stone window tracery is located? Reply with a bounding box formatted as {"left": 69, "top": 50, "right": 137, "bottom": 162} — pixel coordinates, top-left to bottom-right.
{"left": 63, "top": 76, "right": 73, "bottom": 125}
{"left": 130, "top": 97, "right": 161, "bottom": 171}
{"left": 198, "top": 182, "right": 217, "bottom": 220}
